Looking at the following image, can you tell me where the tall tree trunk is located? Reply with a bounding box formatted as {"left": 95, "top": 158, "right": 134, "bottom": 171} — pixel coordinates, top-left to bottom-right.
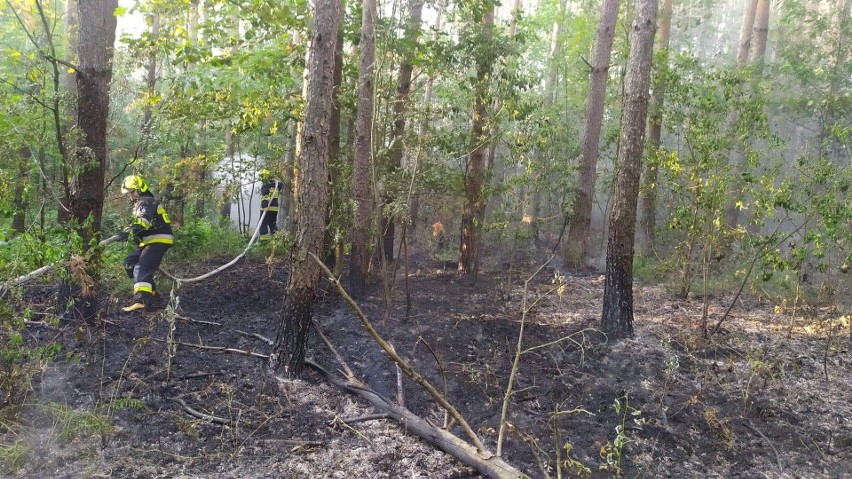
{"left": 601, "top": 0, "right": 658, "bottom": 338}
{"left": 325, "top": 22, "right": 344, "bottom": 269}
{"left": 719, "top": 0, "right": 759, "bottom": 229}
{"left": 220, "top": 131, "right": 235, "bottom": 222}
{"left": 67, "top": 0, "right": 118, "bottom": 321}
{"left": 12, "top": 149, "right": 30, "bottom": 234}
{"left": 72, "top": 0, "right": 117, "bottom": 240}
{"left": 528, "top": 0, "right": 566, "bottom": 244}
{"left": 724, "top": 0, "right": 770, "bottom": 229}
{"left": 381, "top": 0, "right": 425, "bottom": 262}
{"left": 191, "top": 0, "right": 207, "bottom": 219}
{"left": 57, "top": 0, "right": 78, "bottom": 225}
{"left": 140, "top": 12, "right": 159, "bottom": 155}
{"left": 350, "top": 0, "right": 378, "bottom": 298}
{"left": 563, "top": 0, "right": 620, "bottom": 269}
{"left": 638, "top": 0, "right": 673, "bottom": 249}
{"left": 458, "top": 6, "right": 495, "bottom": 276}
{"left": 273, "top": 0, "right": 341, "bottom": 376}
{"left": 410, "top": 6, "right": 443, "bottom": 233}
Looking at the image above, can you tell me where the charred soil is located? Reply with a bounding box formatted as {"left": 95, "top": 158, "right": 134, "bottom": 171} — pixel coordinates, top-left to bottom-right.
{"left": 5, "top": 257, "right": 851, "bottom": 478}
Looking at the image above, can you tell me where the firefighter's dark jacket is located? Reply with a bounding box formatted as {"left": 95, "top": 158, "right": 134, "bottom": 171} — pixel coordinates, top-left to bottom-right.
{"left": 129, "top": 192, "right": 174, "bottom": 246}
{"left": 260, "top": 180, "right": 282, "bottom": 212}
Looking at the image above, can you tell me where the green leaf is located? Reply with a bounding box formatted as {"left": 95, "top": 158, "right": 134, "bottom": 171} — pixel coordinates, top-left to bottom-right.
{"left": 114, "top": 6, "right": 127, "bottom": 17}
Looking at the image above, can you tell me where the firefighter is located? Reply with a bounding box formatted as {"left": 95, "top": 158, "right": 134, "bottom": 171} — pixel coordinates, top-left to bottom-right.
{"left": 116, "top": 175, "right": 174, "bottom": 312}
{"left": 258, "top": 169, "right": 283, "bottom": 240}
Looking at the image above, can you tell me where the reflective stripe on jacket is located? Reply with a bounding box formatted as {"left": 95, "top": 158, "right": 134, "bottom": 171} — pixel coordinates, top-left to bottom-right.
{"left": 130, "top": 194, "right": 174, "bottom": 246}
{"left": 260, "top": 180, "right": 282, "bottom": 212}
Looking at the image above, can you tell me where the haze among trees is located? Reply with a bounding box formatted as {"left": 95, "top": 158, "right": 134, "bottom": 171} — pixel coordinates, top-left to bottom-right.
{"left": 0, "top": 0, "right": 849, "bottom": 476}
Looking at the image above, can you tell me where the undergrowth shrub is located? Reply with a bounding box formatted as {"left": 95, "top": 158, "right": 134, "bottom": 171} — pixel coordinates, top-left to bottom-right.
{"left": 0, "top": 303, "right": 60, "bottom": 411}
{"left": 169, "top": 218, "right": 255, "bottom": 262}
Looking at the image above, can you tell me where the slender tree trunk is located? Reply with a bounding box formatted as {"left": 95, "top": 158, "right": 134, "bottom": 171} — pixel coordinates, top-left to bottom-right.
{"left": 273, "top": 0, "right": 341, "bottom": 376}
{"left": 140, "top": 12, "right": 159, "bottom": 155}
{"left": 12, "top": 149, "right": 30, "bottom": 234}
{"left": 410, "top": 6, "right": 444, "bottom": 233}
{"left": 458, "top": 6, "right": 495, "bottom": 276}
{"left": 57, "top": 0, "right": 78, "bottom": 225}
{"left": 350, "top": 0, "right": 378, "bottom": 298}
{"left": 564, "top": 0, "right": 620, "bottom": 269}
{"left": 724, "top": 0, "right": 770, "bottom": 229}
{"left": 601, "top": 0, "right": 658, "bottom": 338}
{"left": 381, "top": 0, "right": 425, "bottom": 262}
{"left": 325, "top": 23, "right": 344, "bottom": 269}
{"left": 638, "top": 0, "right": 673, "bottom": 249}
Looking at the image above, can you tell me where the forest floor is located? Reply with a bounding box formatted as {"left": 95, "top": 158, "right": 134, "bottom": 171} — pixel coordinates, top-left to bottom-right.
{"left": 4, "top": 254, "right": 851, "bottom": 479}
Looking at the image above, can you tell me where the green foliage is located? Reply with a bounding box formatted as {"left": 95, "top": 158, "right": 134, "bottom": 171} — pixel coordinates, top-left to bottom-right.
{"left": 43, "top": 403, "right": 115, "bottom": 442}
{"left": 599, "top": 391, "right": 641, "bottom": 477}
{"left": 0, "top": 439, "right": 29, "bottom": 475}
{"left": 169, "top": 218, "right": 251, "bottom": 261}
{"left": 0, "top": 301, "right": 61, "bottom": 411}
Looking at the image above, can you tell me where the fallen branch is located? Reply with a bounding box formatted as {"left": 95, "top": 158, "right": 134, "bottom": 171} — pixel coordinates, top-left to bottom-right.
{"left": 338, "top": 413, "right": 391, "bottom": 425}
{"left": 172, "top": 397, "right": 233, "bottom": 426}
{"left": 152, "top": 338, "right": 269, "bottom": 359}
{"left": 304, "top": 359, "right": 528, "bottom": 479}
{"left": 235, "top": 329, "right": 275, "bottom": 346}
{"left": 310, "top": 253, "right": 487, "bottom": 454}
{"left": 746, "top": 422, "right": 783, "bottom": 471}
{"left": 174, "top": 314, "right": 222, "bottom": 327}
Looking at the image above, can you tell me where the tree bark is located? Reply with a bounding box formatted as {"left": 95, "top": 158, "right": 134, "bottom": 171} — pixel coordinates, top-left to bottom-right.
{"left": 458, "top": 6, "right": 495, "bottom": 276}
{"left": 350, "top": 0, "right": 378, "bottom": 299}
{"left": 381, "top": 0, "right": 425, "bottom": 262}
{"left": 563, "top": 0, "right": 620, "bottom": 269}
{"left": 638, "top": 0, "right": 673, "bottom": 249}
{"left": 65, "top": 0, "right": 117, "bottom": 322}
{"left": 410, "top": 6, "right": 444, "bottom": 233}
{"left": 601, "top": 0, "right": 658, "bottom": 338}
{"left": 12, "top": 149, "right": 30, "bottom": 234}
{"left": 140, "top": 12, "right": 159, "bottom": 155}
{"left": 724, "top": 0, "right": 770, "bottom": 229}
{"left": 72, "top": 0, "right": 117, "bottom": 241}
{"left": 273, "top": 0, "right": 341, "bottom": 376}
{"left": 325, "top": 22, "right": 344, "bottom": 270}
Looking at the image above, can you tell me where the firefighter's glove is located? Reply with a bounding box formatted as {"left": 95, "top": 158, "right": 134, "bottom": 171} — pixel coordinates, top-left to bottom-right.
{"left": 116, "top": 231, "right": 130, "bottom": 241}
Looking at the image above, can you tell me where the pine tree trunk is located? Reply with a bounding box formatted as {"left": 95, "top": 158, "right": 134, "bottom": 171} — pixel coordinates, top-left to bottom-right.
{"left": 12, "top": 149, "right": 29, "bottom": 234}
{"left": 410, "top": 7, "right": 443, "bottom": 234}
{"left": 57, "top": 0, "right": 78, "bottom": 225}
{"left": 350, "top": 0, "right": 378, "bottom": 298}
{"left": 325, "top": 24, "right": 344, "bottom": 269}
{"left": 381, "top": 0, "right": 425, "bottom": 262}
{"left": 273, "top": 0, "right": 341, "bottom": 376}
{"left": 140, "top": 12, "right": 159, "bottom": 155}
{"left": 67, "top": 0, "right": 118, "bottom": 321}
{"left": 724, "top": 0, "right": 770, "bottom": 229}
{"left": 638, "top": 0, "right": 673, "bottom": 249}
{"left": 601, "top": 0, "right": 658, "bottom": 338}
{"left": 564, "top": 0, "right": 620, "bottom": 269}
{"left": 458, "top": 6, "right": 495, "bottom": 276}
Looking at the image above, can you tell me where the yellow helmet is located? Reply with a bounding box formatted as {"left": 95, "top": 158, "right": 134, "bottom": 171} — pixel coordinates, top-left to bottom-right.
{"left": 260, "top": 169, "right": 271, "bottom": 180}
{"left": 121, "top": 175, "right": 149, "bottom": 194}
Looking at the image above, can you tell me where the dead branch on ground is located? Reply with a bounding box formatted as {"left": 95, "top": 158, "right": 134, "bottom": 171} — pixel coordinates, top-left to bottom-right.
{"left": 310, "top": 252, "right": 487, "bottom": 454}
{"left": 304, "top": 359, "right": 529, "bottom": 479}
{"left": 172, "top": 397, "right": 233, "bottom": 426}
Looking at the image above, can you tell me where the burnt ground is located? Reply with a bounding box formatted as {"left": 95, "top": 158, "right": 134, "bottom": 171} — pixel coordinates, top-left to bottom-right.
{"left": 4, "top": 256, "right": 851, "bottom": 478}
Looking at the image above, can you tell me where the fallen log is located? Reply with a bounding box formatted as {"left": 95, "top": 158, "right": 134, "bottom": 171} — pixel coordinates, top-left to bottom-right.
{"left": 303, "top": 359, "right": 529, "bottom": 479}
